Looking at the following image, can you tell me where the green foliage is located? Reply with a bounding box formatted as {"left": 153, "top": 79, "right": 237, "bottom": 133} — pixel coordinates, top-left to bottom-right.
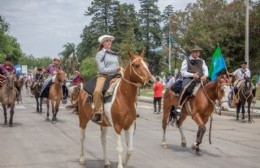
{"left": 80, "top": 57, "right": 97, "bottom": 80}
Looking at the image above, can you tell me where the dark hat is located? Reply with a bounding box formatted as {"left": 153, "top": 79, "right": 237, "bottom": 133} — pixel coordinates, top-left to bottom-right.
{"left": 37, "top": 67, "right": 43, "bottom": 71}
{"left": 5, "top": 56, "right": 12, "bottom": 61}
{"left": 190, "top": 45, "right": 203, "bottom": 52}
{"left": 241, "top": 61, "right": 247, "bottom": 65}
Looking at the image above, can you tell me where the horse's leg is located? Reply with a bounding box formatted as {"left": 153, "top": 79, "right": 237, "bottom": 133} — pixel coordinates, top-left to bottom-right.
{"left": 191, "top": 113, "right": 206, "bottom": 154}
{"left": 35, "top": 97, "right": 39, "bottom": 112}
{"left": 248, "top": 101, "right": 251, "bottom": 122}
{"left": 236, "top": 102, "right": 241, "bottom": 120}
{"left": 79, "top": 127, "right": 86, "bottom": 165}
{"left": 115, "top": 132, "right": 123, "bottom": 168}
{"left": 3, "top": 104, "right": 7, "bottom": 126}
{"left": 161, "top": 101, "right": 172, "bottom": 149}
{"left": 101, "top": 126, "right": 110, "bottom": 167}
{"left": 9, "top": 105, "right": 15, "bottom": 127}
{"left": 177, "top": 113, "right": 187, "bottom": 148}
{"left": 242, "top": 102, "right": 246, "bottom": 121}
{"left": 53, "top": 100, "right": 60, "bottom": 121}
{"left": 39, "top": 97, "right": 43, "bottom": 113}
{"left": 123, "top": 121, "right": 135, "bottom": 167}
{"left": 46, "top": 99, "right": 50, "bottom": 121}
{"left": 51, "top": 100, "right": 56, "bottom": 124}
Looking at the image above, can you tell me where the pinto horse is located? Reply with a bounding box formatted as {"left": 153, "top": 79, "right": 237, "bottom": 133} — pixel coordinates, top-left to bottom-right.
{"left": 46, "top": 70, "right": 66, "bottom": 123}
{"left": 0, "top": 71, "right": 17, "bottom": 127}
{"left": 162, "top": 78, "right": 225, "bottom": 154}
{"left": 76, "top": 50, "right": 153, "bottom": 168}
{"left": 236, "top": 78, "right": 254, "bottom": 122}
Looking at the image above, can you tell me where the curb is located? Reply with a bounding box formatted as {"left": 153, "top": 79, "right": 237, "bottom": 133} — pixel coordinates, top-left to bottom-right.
{"left": 137, "top": 97, "right": 260, "bottom": 118}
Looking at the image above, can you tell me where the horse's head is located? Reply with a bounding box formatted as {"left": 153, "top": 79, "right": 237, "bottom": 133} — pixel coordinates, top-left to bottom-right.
{"left": 55, "top": 70, "right": 66, "bottom": 84}
{"left": 5, "top": 71, "right": 15, "bottom": 89}
{"left": 125, "top": 50, "right": 154, "bottom": 86}
{"left": 243, "top": 77, "right": 252, "bottom": 95}
{"left": 216, "top": 77, "right": 226, "bottom": 102}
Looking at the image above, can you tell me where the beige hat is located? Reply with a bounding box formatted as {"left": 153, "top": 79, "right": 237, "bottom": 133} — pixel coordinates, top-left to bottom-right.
{"left": 98, "top": 35, "right": 115, "bottom": 44}
{"left": 190, "top": 45, "right": 203, "bottom": 52}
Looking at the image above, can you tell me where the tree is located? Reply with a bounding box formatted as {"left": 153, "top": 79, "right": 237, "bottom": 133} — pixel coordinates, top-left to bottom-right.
{"left": 80, "top": 57, "right": 97, "bottom": 80}
{"left": 138, "top": 0, "right": 162, "bottom": 74}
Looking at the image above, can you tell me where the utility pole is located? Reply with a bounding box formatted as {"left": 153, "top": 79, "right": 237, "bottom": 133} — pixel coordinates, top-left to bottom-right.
{"left": 168, "top": 19, "right": 172, "bottom": 73}
{"left": 245, "top": 0, "right": 249, "bottom": 68}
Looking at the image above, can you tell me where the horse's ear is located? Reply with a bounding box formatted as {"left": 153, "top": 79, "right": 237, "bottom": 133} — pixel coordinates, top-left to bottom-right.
{"left": 127, "top": 49, "right": 134, "bottom": 60}
{"left": 140, "top": 49, "right": 145, "bottom": 58}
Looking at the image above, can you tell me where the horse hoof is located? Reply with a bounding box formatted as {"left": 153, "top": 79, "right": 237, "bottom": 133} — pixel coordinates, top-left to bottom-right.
{"left": 191, "top": 143, "right": 198, "bottom": 150}
{"left": 46, "top": 118, "right": 50, "bottom": 122}
{"left": 104, "top": 164, "right": 111, "bottom": 168}
{"left": 181, "top": 142, "right": 186, "bottom": 148}
{"left": 9, "top": 123, "right": 13, "bottom": 127}
{"left": 79, "top": 157, "right": 86, "bottom": 165}
{"left": 162, "top": 143, "right": 168, "bottom": 149}
{"left": 196, "top": 150, "right": 202, "bottom": 156}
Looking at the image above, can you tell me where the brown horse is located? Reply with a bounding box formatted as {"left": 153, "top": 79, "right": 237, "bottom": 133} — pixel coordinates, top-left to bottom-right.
{"left": 33, "top": 78, "right": 44, "bottom": 113}
{"left": 68, "top": 83, "right": 83, "bottom": 112}
{"left": 162, "top": 78, "right": 225, "bottom": 154}
{"left": 0, "top": 71, "right": 17, "bottom": 127}
{"left": 75, "top": 50, "right": 153, "bottom": 168}
{"left": 236, "top": 78, "right": 254, "bottom": 122}
{"left": 46, "top": 70, "right": 66, "bottom": 123}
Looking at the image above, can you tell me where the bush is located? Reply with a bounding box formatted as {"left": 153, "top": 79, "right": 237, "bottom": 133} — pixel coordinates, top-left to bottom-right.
{"left": 80, "top": 57, "right": 97, "bottom": 81}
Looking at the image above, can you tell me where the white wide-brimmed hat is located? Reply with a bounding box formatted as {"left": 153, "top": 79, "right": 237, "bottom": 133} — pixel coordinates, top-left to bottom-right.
{"left": 98, "top": 35, "right": 115, "bottom": 44}
{"left": 53, "top": 56, "right": 61, "bottom": 61}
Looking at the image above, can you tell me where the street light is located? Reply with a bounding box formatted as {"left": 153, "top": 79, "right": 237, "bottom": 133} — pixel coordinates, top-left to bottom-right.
{"left": 245, "top": 0, "right": 249, "bottom": 68}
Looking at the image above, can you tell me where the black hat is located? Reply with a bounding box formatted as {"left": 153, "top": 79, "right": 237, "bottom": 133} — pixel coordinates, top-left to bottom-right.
{"left": 5, "top": 56, "right": 12, "bottom": 61}
{"left": 37, "top": 67, "right": 43, "bottom": 71}
{"left": 241, "top": 61, "right": 247, "bottom": 65}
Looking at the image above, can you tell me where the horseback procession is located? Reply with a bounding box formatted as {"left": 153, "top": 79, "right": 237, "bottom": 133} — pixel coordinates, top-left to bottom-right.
{"left": 0, "top": 35, "right": 258, "bottom": 168}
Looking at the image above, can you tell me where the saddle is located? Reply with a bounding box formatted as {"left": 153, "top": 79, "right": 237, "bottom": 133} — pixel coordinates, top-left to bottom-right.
{"left": 83, "top": 74, "right": 121, "bottom": 103}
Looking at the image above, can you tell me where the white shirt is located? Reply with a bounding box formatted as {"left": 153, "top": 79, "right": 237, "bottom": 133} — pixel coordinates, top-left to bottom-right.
{"left": 166, "top": 76, "right": 176, "bottom": 88}
{"left": 181, "top": 55, "right": 208, "bottom": 78}
{"left": 233, "top": 68, "right": 250, "bottom": 80}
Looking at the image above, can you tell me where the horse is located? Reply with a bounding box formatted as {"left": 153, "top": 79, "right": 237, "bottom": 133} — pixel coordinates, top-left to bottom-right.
{"left": 67, "top": 83, "right": 82, "bottom": 113}
{"left": 75, "top": 50, "right": 153, "bottom": 168}
{"left": 46, "top": 70, "right": 66, "bottom": 123}
{"left": 236, "top": 78, "right": 254, "bottom": 122}
{"left": 32, "top": 78, "right": 45, "bottom": 113}
{"left": 0, "top": 71, "right": 18, "bottom": 127}
{"left": 162, "top": 78, "right": 225, "bottom": 154}
{"left": 24, "top": 76, "right": 32, "bottom": 96}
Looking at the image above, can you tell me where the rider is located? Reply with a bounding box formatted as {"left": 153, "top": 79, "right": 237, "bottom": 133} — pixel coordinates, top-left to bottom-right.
{"left": 91, "top": 34, "right": 121, "bottom": 123}
{"left": 173, "top": 45, "right": 208, "bottom": 115}
{"left": 72, "top": 70, "right": 85, "bottom": 86}
{"left": 40, "top": 56, "right": 63, "bottom": 98}
{"left": 229, "top": 61, "right": 256, "bottom": 104}
{"left": 31, "top": 67, "right": 45, "bottom": 92}
{"left": 0, "top": 56, "right": 20, "bottom": 92}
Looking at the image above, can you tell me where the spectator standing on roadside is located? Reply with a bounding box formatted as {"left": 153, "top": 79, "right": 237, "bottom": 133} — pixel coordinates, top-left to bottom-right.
{"left": 153, "top": 77, "right": 163, "bottom": 114}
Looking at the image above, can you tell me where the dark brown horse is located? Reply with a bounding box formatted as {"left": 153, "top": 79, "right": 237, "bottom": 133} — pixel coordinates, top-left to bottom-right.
{"left": 0, "top": 71, "right": 17, "bottom": 127}
{"left": 46, "top": 70, "right": 66, "bottom": 123}
{"left": 32, "top": 78, "right": 44, "bottom": 113}
{"left": 75, "top": 50, "right": 153, "bottom": 168}
{"left": 236, "top": 78, "right": 254, "bottom": 122}
{"left": 162, "top": 78, "right": 225, "bottom": 154}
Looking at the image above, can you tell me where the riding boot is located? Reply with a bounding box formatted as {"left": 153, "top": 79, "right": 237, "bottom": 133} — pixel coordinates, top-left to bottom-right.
{"left": 173, "top": 91, "right": 188, "bottom": 115}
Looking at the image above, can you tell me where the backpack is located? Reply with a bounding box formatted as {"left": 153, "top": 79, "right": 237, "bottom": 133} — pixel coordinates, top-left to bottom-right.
{"left": 171, "top": 79, "right": 183, "bottom": 94}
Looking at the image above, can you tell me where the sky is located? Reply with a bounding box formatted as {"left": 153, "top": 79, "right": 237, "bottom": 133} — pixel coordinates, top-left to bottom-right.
{"left": 0, "top": 0, "right": 197, "bottom": 58}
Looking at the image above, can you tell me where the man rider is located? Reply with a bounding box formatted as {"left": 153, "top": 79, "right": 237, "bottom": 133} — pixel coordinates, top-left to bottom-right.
{"left": 173, "top": 45, "right": 208, "bottom": 115}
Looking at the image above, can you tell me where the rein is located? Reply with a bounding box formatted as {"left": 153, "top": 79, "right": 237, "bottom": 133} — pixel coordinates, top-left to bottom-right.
{"left": 121, "top": 57, "right": 146, "bottom": 88}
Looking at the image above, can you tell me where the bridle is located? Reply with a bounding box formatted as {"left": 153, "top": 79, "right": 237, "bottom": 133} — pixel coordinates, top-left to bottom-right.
{"left": 121, "top": 57, "right": 149, "bottom": 88}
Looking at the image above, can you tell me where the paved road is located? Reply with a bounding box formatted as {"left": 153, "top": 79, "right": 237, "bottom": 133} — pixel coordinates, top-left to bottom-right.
{"left": 0, "top": 91, "right": 260, "bottom": 168}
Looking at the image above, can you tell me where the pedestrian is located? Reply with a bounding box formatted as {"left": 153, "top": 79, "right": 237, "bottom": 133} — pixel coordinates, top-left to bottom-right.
{"left": 91, "top": 34, "right": 121, "bottom": 123}
{"left": 153, "top": 77, "right": 163, "bottom": 114}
